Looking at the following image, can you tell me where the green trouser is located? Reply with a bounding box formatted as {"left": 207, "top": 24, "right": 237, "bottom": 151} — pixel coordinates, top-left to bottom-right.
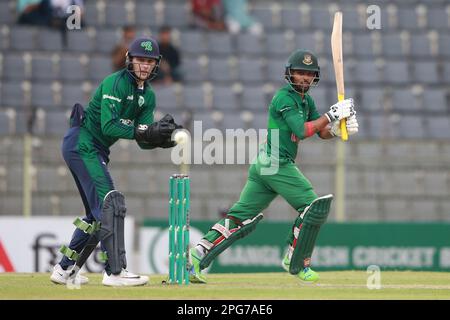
{"left": 203, "top": 156, "right": 318, "bottom": 245}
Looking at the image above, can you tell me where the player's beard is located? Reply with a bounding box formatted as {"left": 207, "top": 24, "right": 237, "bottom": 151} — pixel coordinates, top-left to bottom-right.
{"left": 292, "top": 78, "right": 314, "bottom": 95}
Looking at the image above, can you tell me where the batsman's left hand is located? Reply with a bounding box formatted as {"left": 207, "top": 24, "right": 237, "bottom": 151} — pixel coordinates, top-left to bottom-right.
{"left": 330, "top": 113, "right": 359, "bottom": 137}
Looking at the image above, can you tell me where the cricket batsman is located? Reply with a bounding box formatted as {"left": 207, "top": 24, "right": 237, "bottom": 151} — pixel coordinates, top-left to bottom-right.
{"left": 189, "top": 49, "right": 359, "bottom": 283}
{"left": 50, "top": 37, "right": 182, "bottom": 286}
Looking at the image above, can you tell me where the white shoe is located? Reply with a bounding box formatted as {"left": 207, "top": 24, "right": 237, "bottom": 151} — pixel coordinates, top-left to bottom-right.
{"left": 102, "top": 269, "right": 149, "bottom": 287}
{"left": 50, "top": 264, "right": 89, "bottom": 285}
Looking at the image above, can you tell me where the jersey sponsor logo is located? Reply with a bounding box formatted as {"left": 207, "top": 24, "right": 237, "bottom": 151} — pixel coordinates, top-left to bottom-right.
{"left": 127, "top": 95, "right": 134, "bottom": 100}
{"left": 102, "top": 94, "right": 122, "bottom": 103}
{"left": 140, "top": 41, "right": 153, "bottom": 51}
{"left": 138, "top": 96, "right": 145, "bottom": 107}
{"left": 137, "top": 124, "right": 148, "bottom": 131}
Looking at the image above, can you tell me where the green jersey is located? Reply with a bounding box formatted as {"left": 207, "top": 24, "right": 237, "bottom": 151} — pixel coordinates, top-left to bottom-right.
{"left": 266, "top": 85, "right": 321, "bottom": 163}
{"left": 82, "top": 70, "right": 155, "bottom": 148}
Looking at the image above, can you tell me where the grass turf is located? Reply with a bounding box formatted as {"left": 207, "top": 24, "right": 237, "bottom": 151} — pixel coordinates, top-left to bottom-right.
{"left": 1, "top": 271, "right": 449, "bottom": 300}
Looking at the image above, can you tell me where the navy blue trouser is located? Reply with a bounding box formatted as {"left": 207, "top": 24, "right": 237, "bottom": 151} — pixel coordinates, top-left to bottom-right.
{"left": 59, "top": 111, "right": 116, "bottom": 272}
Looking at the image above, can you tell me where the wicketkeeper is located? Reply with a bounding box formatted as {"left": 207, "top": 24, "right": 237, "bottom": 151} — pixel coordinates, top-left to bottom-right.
{"left": 50, "top": 37, "right": 182, "bottom": 286}
{"left": 189, "top": 49, "right": 359, "bottom": 283}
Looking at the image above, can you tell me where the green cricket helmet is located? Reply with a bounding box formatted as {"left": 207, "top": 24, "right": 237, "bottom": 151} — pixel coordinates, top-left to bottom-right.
{"left": 284, "top": 49, "right": 320, "bottom": 93}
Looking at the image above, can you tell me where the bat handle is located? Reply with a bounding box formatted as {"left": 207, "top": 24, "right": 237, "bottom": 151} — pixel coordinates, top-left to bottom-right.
{"left": 338, "top": 94, "right": 348, "bottom": 141}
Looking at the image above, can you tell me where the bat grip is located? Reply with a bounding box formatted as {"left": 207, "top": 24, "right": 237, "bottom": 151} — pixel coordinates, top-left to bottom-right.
{"left": 338, "top": 94, "right": 348, "bottom": 141}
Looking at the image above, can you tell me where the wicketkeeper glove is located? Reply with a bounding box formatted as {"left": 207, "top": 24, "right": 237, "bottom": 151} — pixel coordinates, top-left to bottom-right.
{"left": 134, "top": 120, "right": 176, "bottom": 144}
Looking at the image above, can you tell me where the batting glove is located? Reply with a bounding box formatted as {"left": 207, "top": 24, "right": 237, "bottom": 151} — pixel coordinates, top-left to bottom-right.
{"left": 330, "top": 113, "right": 359, "bottom": 137}
{"left": 325, "top": 98, "right": 355, "bottom": 122}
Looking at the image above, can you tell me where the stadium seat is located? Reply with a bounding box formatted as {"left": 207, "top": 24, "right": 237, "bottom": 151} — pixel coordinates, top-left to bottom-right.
{"left": 236, "top": 33, "right": 264, "bottom": 56}
{"left": 360, "top": 88, "right": 386, "bottom": 112}
{"left": 0, "top": 109, "right": 11, "bottom": 135}
{"left": 135, "top": 2, "right": 159, "bottom": 28}
{"left": 353, "top": 60, "right": 381, "bottom": 84}
{"left": 212, "top": 85, "right": 239, "bottom": 110}
{"left": 410, "top": 33, "right": 432, "bottom": 58}
{"left": 61, "top": 83, "right": 89, "bottom": 109}
{"left": 95, "top": 29, "right": 121, "bottom": 54}
{"left": 425, "top": 116, "right": 450, "bottom": 139}
{"left": 88, "top": 56, "right": 112, "bottom": 82}
{"left": 249, "top": 111, "right": 267, "bottom": 130}
{"left": 421, "top": 88, "right": 448, "bottom": 112}
{"left": 346, "top": 197, "right": 381, "bottom": 221}
{"left": 250, "top": 6, "right": 278, "bottom": 30}
{"left": 105, "top": 3, "right": 129, "bottom": 27}
{"left": 83, "top": 1, "right": 100, "bottom": 27}
{"left": 66, "top": 31, "right": 95, "bottom": 53}
{"left": 164, "top": 4, "right": 190, "bottom": 28}
{"left": 182, "top": 85, "right": 206, "bottom": 110}
{"left": 381, "top": 32, "right": 404, "bottom": 57}
{"left": 179, "top": 31, "right": 207, "bottom": 55}
{"left": 3, "top": 54, "right": 27, "bottom": 81}
{"left": 207, "top": 32, "right": 233, "bottom": 56}
{"left": 352, "top": 33, "right": 375, "bottom": 58}
{"left": 265, "top": 32, "right": 291, "bottom": 57}
{"left": 412, "top": 61, "right": 439, "bottom": 84}
{"left": 44, "top": 111, "right": 70, "bottom": 135}
{"left": 309, "top": 7, "right": 332, "bottom": 30}
{"left": 237, "top": 57, "right": 264, "bottom": 83}
{"left": 180, "top": 56, "right": 205, "bottom": 82}
{"left": 444, "top": 62, "right": 450, "bottom": 83}
{"left": 1, "top": 81, "right": 25, "bottom": 108}
{"left": 37, "top": 29, "right": 63, "bottom": 51}
{"left": 221, "top": 112, "right": 247, "bottom": 131}
{"left": 60, "top": 56, "right": 87, "bottom": 82}
{"left": 10, "top": 26, "right": 36, "bottom": 51}
{"left": 191, "top": 111, "right": 216, "bottom": 130}
{"left": 294, "top": 33, "right": 317, "bottom": 54}
{"left": 390, "top": 87, "right": 421, "bottom": 111}
{"left": 280, "top": 7, "right": 302, "bottom": 30}
{"left": 0, "top": 1, "right": 15, "bottom": 25}
{"left": 438, "top": 34, "right": 450, "bottom": 57}
{"left": 427, "top": 7, "right": 449, "bottom": 30}
{"left": 241, "top": 86, "right": 267, "bottom": 110}
{"left": 397, "top": 7, "right": 419, "bottom": 29}
{"left": 31, "top": 55, "right": 58, "bottom": 81}
{"left": 31, "top": 83, "right": 58, "bottom": 109}
{"left": 340, "top": 8, "right": 363, "bottom": 31}
{"left": 392, "top": 115, "right": 425, "bottom": 139}
{"left": 155, "top": 85, "right": 179, "bottom": 110}
{"left": 266, "top": 60, "right": 285, "bottom": 84}
{"left": 208, "top": 57, "right": 235, "bottom": 83}
{"left": 382, "top": 60, "right": 410, "bottom": 84}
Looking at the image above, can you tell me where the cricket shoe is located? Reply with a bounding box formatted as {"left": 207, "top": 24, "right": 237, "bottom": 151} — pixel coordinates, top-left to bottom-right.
{"left": 50, "top": 264, "right": 89, "bottom": 285}
{"left": 102, "top": 269, "right": 149, "bottom": 287}
{"left": 298, "top": 267, "right": 320, "bottom": 284}
{"left": 188, "top": 248, "right": 207, "bottom": 284}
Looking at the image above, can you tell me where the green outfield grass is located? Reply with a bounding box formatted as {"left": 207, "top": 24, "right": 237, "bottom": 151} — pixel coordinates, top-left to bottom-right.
{"left": 1, "top": 271, "right": 449, "bottom": 300}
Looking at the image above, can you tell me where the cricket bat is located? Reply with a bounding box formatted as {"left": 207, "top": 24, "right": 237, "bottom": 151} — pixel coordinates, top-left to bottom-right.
{"left": 331, "top": 11, "right": 348, "bottom": 141}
